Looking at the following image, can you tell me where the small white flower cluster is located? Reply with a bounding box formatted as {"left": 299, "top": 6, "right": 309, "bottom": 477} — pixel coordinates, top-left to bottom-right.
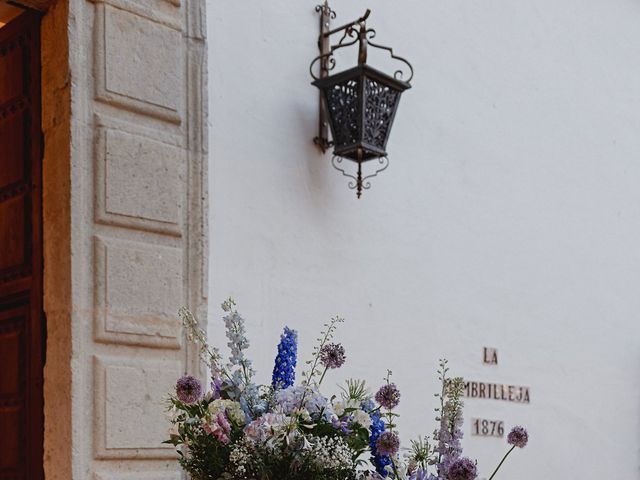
{"left": 304, "top": 435, "right": 355, "bottom": 472}
{"left": 227, "top": 440, "right": 253, "bottom": 478}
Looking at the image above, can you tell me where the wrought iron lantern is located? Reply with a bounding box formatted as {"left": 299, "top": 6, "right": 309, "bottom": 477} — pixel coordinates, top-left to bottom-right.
{"left": 311, "top": 2, "right": 413, "bottom": 198}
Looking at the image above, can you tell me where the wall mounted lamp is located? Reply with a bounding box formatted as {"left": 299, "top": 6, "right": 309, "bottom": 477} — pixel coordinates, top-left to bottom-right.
{"left": 311, "top": 2, "right": 413, "bottom": 198}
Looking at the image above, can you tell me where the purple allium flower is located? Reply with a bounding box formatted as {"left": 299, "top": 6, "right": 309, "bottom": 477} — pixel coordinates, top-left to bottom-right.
{"left": 447, "top": 457, "right": 478, "bottom": 480}
{"left": 507, "top": 426, "right": 529, "bottom": 448}
{"left": 375, "top": 431, "right": 400, "bottom": 457}
{"left": 320, "top": 342, "right": 346, "bottom": 369}
{"left": 175, "top": 375, "right": 202, "bottom": 404}
{"left": 375, "top": 383, "right": 401, "bottom": 410}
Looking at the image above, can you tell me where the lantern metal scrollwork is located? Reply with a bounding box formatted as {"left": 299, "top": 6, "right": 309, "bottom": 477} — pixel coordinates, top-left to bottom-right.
{"left": 311, "top": 2, "right": 413, "bottom": 198}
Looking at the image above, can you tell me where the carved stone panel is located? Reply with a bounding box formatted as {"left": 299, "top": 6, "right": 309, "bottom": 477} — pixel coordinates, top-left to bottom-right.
{"left": 95, "top": 127, "right": 184, "bottom": 235}
{"left": 94, "top": 4, "right": 184, "bottom": 123}
{"left": 88, "top": 0, "right": 182, "bottom": 30}
{"left": 94, "top": 236, "right": 183, "bottom": 348}
{"left": 93, "top": 356, "right": 181, "bottom": 459}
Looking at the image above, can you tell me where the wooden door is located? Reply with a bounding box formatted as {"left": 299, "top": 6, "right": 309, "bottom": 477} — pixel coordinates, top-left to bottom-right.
{"left": 0, "top": 11, "right": 44, "bottom": 480}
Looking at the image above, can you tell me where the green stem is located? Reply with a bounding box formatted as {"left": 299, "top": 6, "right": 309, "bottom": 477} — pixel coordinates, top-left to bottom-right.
{"left": 317, "top": 366, "right": 329, "bottom": 387}
{"left": 488, "top": 445, "right": 516, "bottom": 480}
{"left": 436, "top": 376, "right": 446, "bottom": 465}
{"left": 390, "top": 457, "right": 401, "bottom": 479}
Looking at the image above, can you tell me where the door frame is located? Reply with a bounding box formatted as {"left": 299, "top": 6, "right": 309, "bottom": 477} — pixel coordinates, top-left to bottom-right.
{"left": 38, "top": 0, "right": 74, "bottom": 477}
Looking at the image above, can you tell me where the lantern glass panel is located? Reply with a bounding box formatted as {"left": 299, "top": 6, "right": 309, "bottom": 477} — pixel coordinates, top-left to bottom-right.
{"left": 363, "top": 77, "right": 401, "bottom": 151}
{"left": 325, "top": 78, "right": 359, "bottom": 149}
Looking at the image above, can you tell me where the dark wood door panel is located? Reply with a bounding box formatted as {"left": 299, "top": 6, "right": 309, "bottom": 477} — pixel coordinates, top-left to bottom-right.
{"left": 0, "top": 194, "right": 29, "bottom": 275}
{"left": 0, "top": 303, "right": 28, "bottom": 397}
{"left": 0, "top": 325, "right": 25, "bottom": 398}
{"left": 0, "top": 405, "right": 24, "bottom": 472}
{"left": 0, "top": 110, "right": 27, "bottom": 188}
{"left": 0, "top": 300, "right": 27, "bottom": 477}
{"left": 0, "top": 11, "right": 43, "bottom": 480}
{"left": 0, "top": 43, "right": 25, "bottom": 102}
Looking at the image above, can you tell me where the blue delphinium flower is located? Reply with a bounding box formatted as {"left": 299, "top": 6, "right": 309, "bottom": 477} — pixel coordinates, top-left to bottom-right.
{"left": 271, "top": 327, "right": 298, "bottom": 389}
{"left": 363, "top": 400, "right": 392, "bottom": 477}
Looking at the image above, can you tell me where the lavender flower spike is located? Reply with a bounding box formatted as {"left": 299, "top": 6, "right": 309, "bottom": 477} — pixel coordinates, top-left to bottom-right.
{"left": 176, "top": 375, "right": 202, "bottom": 404}
{"left": 507, "top": 426, "right": 529, "bottom": 448}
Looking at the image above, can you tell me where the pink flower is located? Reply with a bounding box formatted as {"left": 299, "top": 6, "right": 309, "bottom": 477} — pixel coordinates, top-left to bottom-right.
{"left": 244, "top": 413, "right": 287, "bottom": 443}
{"left": 204, "top": 412, "right": 231, "bottom": 444}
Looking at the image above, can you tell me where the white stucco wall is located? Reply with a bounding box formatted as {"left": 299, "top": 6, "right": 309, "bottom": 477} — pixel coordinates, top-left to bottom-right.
{"left": 207, "top": 1, "right": 640, "bottom": 478}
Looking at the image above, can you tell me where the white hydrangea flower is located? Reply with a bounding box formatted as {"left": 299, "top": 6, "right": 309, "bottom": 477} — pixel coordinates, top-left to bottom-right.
{"left": 208, "top": 399, "right": 246, "bottom": 425}
{"left": 353, "top": 409, "right": 372, "bottom": 429}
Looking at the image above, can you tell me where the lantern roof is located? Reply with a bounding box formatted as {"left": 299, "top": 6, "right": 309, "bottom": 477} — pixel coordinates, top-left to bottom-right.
{"left": 312, "top": 63, "right": 411, "bottom": 94}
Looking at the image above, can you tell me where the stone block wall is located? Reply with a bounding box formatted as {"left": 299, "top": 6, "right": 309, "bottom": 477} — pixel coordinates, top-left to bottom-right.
{"left": 41, "top": 0, "right": 208, "bottom": 478}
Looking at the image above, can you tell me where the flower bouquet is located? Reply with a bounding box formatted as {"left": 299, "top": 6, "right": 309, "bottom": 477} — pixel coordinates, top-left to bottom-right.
{"left": 165, "top": 299, "right": 528, "bottom": 480}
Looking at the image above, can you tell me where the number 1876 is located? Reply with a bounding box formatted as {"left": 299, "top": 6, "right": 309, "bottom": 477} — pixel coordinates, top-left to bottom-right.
{"left": 471, "top": 418, "right": 504, "bottom": 437}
